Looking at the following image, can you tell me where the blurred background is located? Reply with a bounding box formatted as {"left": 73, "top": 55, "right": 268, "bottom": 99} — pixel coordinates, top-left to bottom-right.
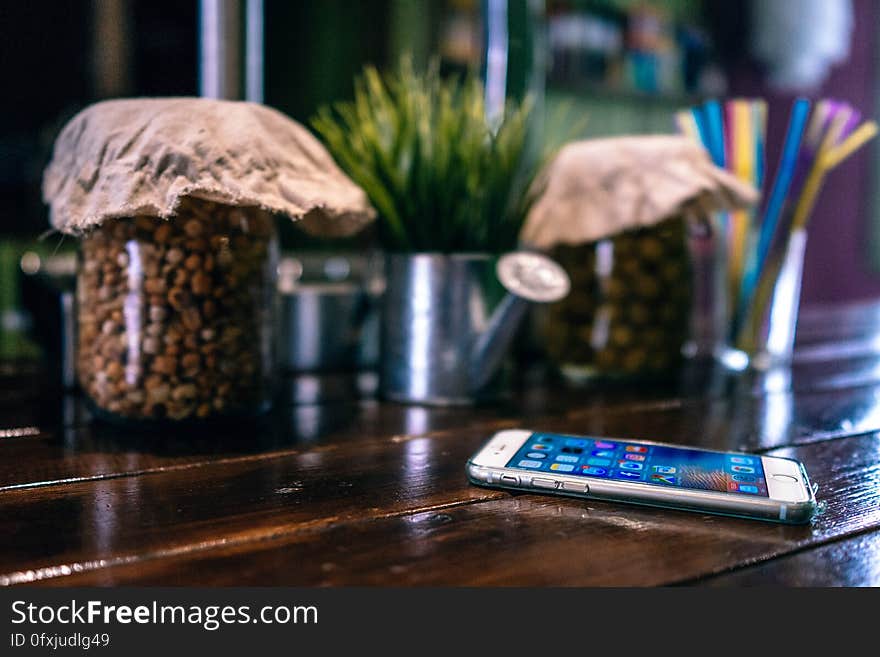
{"left": 0, "top": 0, "right": 876, "bottom": 361}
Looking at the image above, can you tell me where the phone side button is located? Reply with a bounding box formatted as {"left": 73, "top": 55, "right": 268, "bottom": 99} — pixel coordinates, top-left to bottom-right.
{"left": 531, "top": 477, "right": 558, "bottom": 489}
{"left": 500, "top": 475, "right": 520, "bottom": 485}
{"left": 560, "top": 481, "right": 589, "bottom": 494}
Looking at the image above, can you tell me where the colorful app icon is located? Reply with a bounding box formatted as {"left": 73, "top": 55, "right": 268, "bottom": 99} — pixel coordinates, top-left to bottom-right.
{"left": 728, "top": 481, "right": 740, "bottom": 491}
{"left": 730, "top": 456, "right": 754, "bottom": 465}
{"left": 555, "top": 454, "right": 579, "bottom": 463}
{"left": 550, "top": 463, "right": 575, "bottom": 472}
{"left": 624, "top": 453, "right": 645, "bottom": 461}
{"left": 731, "top": 465, "right": 755, "bottom": 474}
{"left": 738, "top": 484, "right": 759, "bottom": 494}
{"left": 530, "top": 444, "right": 551, "bottom": 451}
{"left": 625, "top": 445, "right": 648, "bottom": 453}
{"left": 526, "top": 452, "right": 547, "bottom": 460}
{"left": 651, "top": 474, "right": 677, "bottom": 485}
{"left": 561, "top": 446, "right": 584, "bottom": 455}
{"left": 732, "top": 474, "right": 756, "bottom": 482}
{"left": 592, "top": 449, "right": 615, "bottom": 458}
{"left": 587, "top": 457, "right": 611, "bottom": 467}
{"left": 614, "top": 470, "right": 642, "bottom": 480}
{"left": 595, "top": 441, "right": 616, "bottom": 450}
{"left": 652, "top": 465, "right": 676, "bottom": 474}
{"left": 619, "top": 461, "right": 643, "bottom": 471}
{"left": 565, "top": 439, "right": 588, "bottom": 448}
{"left": 581, "top": 466, "right": 608, "bottom": 476}
{"left": 518, "top": 460, "right": 543, "bottom": 468}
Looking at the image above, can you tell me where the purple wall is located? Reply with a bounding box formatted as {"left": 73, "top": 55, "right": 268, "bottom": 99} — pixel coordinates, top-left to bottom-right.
{"left": 728, "top": 0, "right": 879, "bottom": 304}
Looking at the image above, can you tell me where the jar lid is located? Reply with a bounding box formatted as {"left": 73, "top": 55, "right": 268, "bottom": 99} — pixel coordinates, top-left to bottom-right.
{"left": 521, "top": 135, "right": 759, "bottom": 249}
{"left": 497, "top": 252, "right": 570, "bottom": 303}
{"left": 42, "top": 98, "right": 376, "bottom": 237}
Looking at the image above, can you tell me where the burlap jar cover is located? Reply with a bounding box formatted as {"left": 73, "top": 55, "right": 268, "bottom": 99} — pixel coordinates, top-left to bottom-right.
{"left": 43, "top": 98, "right": 375, "bottom": 421}
{"left": 521, "top": 135, "right": 757, "bottom": 379}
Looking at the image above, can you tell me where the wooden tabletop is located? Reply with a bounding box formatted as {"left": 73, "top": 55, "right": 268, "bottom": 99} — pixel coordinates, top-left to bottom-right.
{"left": 3, "top": 299, "right": 880, "bottom": 587}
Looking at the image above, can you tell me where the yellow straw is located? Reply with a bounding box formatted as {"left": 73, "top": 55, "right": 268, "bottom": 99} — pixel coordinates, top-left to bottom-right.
{"left": 729, "top": 100, "right": 754, "bottom": 305}
{"left": 733, "top": 101, "right": 755, "bottom": 182}
{"left": 788, "top": 120, "right": 877, "bottom": 233}
{"left": 821, "top": 121, "right": 878, "bottom": 170}
{"left": 790, "top": 110, "right": 851, "bottom": 231}
{"left": 675, "top": 110, "right": 701, "bottom": 143}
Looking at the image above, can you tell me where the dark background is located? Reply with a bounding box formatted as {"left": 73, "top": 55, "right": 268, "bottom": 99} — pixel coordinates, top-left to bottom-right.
{"left": 1, "top": 0, "right": 877, "bottom": 304}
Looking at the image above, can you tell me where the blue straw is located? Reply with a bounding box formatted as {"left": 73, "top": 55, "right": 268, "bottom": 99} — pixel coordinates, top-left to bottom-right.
{"left": 753, "top": 102, "right": 766, "bottom": 189}
{"left": 690, "top": 106, "right": 710, "bottom": 151}
{"left": 736, "top": 97, "right": 810, "bottom": 332}
{"left": 703, "top": 100, "right": 726, "bottom": 167}
{"left": 756, "top": 98, "right": 810, "bottom": 269}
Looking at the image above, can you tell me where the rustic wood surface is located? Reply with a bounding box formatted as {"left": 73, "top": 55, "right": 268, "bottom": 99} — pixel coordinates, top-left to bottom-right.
{"left": 2, "top": 301, "right": 880, "bottom": 586}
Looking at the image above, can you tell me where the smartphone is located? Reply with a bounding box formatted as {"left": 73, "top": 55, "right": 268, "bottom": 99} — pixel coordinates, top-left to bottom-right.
{"left": 467, "top": 429, "right": 818, "bottom": 524}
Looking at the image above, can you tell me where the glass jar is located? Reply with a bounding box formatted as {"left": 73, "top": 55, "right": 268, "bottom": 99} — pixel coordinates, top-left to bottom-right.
{"left": 543, "top": 217, "right": 692, "bottom": 380}
{"left": 75, "top": 197, "right": 278, "bottom": 422}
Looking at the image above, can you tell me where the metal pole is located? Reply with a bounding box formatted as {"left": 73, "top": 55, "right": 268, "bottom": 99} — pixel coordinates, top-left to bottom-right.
{"left": 245, "top": 0, "right": 264, "bottom": 103}
{"left": 483, "top": 0, "right": 509, "bottom": 129}
{"left": 199, "top": 0, "right": 241, "bottom": 99}
{"left": 91, "top": 0, "right": 133, "bottom": 98}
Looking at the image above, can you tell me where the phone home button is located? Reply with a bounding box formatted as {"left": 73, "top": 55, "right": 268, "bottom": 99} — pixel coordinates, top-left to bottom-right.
{"left": 772, "top": 473, "right": 799, "bottom": 483}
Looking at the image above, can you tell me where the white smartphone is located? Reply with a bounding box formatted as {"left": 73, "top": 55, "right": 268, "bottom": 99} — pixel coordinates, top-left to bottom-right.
{"left": 467, "top": 429, "right": 818, "bottom": 524}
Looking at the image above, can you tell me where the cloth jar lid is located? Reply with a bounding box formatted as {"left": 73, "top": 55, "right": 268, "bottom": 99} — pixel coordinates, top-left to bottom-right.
{"left": 43, "top": 97, "right": 376, "bottom": 236}
{"left": 521, "top": 135, "right": 759, "bottom": 249}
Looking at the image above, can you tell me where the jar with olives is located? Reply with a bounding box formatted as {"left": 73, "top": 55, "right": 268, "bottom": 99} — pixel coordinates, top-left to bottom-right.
{"left": 75, "top": 197, "right": 278, "bottom": 422}
{"left": 542, "top": 217, "right": 692, "bottom": 380}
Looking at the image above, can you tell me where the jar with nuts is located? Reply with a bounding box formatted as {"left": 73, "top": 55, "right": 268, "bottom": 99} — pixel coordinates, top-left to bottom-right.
{"left": 76, "top": 196, "right": 278, "bottom": 422}
{"left": 542, "top": 217, "right": 692, "bottom": 380}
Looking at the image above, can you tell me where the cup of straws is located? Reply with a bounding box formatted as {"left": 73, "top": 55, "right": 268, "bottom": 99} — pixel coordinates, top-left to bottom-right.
{"left": 677, "top": 98, "right": 878, "bottom": 369}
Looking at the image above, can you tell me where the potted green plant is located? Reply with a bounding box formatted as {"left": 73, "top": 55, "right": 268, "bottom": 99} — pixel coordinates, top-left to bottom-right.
{"left": 313, "top": 60, "right": 568, "bottom": 404}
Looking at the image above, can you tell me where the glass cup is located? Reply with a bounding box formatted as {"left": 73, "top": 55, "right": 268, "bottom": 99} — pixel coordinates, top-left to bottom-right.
{"left": 733, "top": 228, "right": 807, "bottom": 370}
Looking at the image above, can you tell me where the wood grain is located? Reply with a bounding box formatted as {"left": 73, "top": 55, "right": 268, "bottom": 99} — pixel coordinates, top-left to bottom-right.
{"left": 24, "top": 433, "right": 880, "bottom": 586}
{"left": 4, "top": 417, "right": 879, "bottom": 586}
{"left": 7, "top": 360, "right": 880, "bottom": 492}
{"left": 3, "top": 301, "right": 880, "bottom": 586}
{"left": 699, "top": 532, "right": 880, "bottom": 586}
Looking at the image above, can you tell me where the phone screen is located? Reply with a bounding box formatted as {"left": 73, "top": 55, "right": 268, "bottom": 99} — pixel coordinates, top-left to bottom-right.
{"left": 507, "top": 433, "right": 768, "bottom": 496}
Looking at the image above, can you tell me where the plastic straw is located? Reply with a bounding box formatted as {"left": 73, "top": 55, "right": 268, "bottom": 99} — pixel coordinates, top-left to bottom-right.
{"left": 822, "top": 120, "right": 879, "bottom": 170}
{"left": 791, "top": 120, "right": 879, "bottom": 231}
{"left": 842, "top": 108, "right": 862, "bottom": 142}
{"left": 787, "top": 100, "right": 839, "bottom": 209}
{"left": 675, "top": 110, "right": 701, "bottom": 143}
{"left": 690, "top": 106, "right": 710, "bottom": 150}
{"left": 751, "top": 98, "right": 810, "bottom": 279}
{"left": 734, "top": 97, "right": 810, "bottom": 335}
{"left": 790, "top": 109, "right": 851, "bottom": 230}
{"left": 728, "top": 100, "right": 754, "bottom": 304}
{"left": 703, "top": 100, "right": 726, "bottom": 167}
{"left": 804, "top": 99, "right": 832, "bottom": 150}
{"left": 753, "top": 100, "right": 767, "bottom": 189}
{"left": 733, "top": 101, "right": 755, "bottom": 183}
{"left": 733, "top": 99, "right": 767, "bottom": 319}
